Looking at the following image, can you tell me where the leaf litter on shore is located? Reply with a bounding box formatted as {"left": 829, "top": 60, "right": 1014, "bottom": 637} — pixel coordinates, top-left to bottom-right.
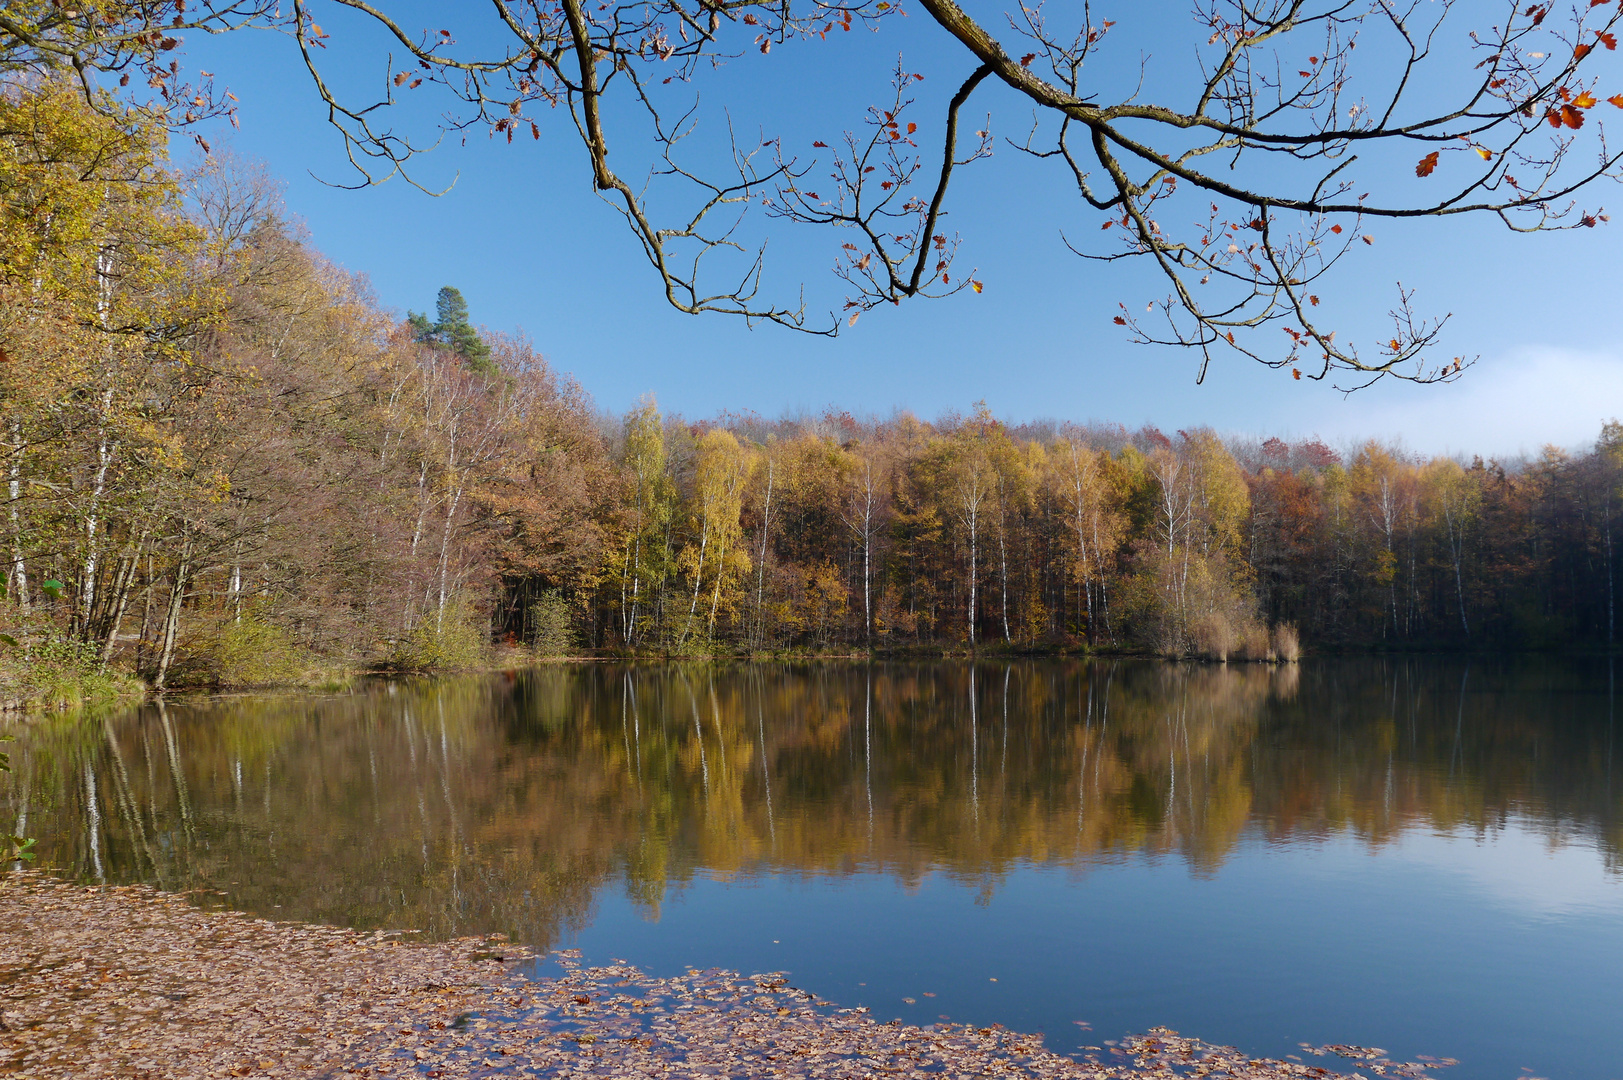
{"left": 0, "top": 873, "right": 1454, "bottom": 1079}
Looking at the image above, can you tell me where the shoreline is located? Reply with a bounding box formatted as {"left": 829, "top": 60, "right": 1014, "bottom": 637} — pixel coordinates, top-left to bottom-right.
{"left": 0, "top": 872, "right": 1449, "bottom": 1079}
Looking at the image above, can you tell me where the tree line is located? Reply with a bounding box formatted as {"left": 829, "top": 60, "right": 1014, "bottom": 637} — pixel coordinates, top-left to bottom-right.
{"left": 3, "top": 80, "right": 1621, "bottom": 693}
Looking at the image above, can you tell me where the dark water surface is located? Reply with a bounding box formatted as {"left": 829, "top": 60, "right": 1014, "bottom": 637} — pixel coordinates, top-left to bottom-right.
{"left": 4, "top": 659, "right": 1621, "bottom": 1078}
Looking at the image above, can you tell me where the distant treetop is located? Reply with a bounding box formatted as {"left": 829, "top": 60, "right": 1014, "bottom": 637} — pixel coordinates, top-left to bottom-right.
{"left": 408, "top": 286, "right": 496, "bottom": 376}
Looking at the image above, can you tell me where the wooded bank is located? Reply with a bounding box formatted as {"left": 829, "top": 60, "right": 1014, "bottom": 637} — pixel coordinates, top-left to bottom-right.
{"left": 4, "top": 80, "right": 1622, "bottom": 698}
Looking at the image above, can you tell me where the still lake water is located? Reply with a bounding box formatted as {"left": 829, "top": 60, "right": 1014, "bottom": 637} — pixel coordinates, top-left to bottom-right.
{"left": 4, "top": 659, "right": 1621, "bottom": 1078}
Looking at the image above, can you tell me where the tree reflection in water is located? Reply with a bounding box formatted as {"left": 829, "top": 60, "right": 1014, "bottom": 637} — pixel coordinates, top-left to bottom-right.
{"left": 3, "top": 659, "right": 1619, "bottom": 949}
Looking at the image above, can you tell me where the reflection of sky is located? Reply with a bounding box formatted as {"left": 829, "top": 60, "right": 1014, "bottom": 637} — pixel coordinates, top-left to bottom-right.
{"left": 1376, "top": 820, "right": 1623, "bottom": 921}
{"left": 569, "top": 818, "right": 1623, "bottom": 1080}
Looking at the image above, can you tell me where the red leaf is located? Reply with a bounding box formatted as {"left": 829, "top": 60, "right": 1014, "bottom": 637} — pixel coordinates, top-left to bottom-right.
{"left": 1020, "top": 53, "right": 1036, "bottom": 67}
{"left": 1562, "top": 103, "right": 1585, "bottom": 127}
{"left": 1415, "top": 151, "right": 1440, "bottom": 177}
{"left": 813, "top": 140, "right": 828, "bottom": 147}
{"left": 1576, "top": 43, "right": 1593, "bottom": 61}
{"left": 1546, "top": 107, "right": 1564, "bottom": 127}
{"left": 1600, "top": 32, "right": 1618, "bottom": 50}
{"left": 1113, "top": 316, "right": 1127, "bottom": 325}
{"left": 1330, "top": 224, "right": 1343, "bottom": 234}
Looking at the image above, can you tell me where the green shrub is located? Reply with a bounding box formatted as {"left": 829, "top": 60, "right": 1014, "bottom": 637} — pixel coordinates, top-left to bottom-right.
{"left": 528, "top": 591, "right": 577, "bottom": 657}
{"left": 389, "top": 599, "right": 489, "bottom": 672}
{"left": 205, "top": 607, "right": 301, "bottom": 687}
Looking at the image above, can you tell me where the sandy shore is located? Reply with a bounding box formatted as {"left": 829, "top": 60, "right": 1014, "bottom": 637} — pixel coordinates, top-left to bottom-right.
{"left": 0, "top": 873, "right": 1446, "bottom": 1079}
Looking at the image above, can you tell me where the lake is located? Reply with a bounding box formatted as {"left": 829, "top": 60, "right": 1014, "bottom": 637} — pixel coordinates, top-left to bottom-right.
{"left": 3, "top": 659, "right": 1620, "bottom": 1079}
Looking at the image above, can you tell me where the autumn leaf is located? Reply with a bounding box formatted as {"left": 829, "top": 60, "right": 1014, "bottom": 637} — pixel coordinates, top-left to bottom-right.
{"left": 1020, "top": 53, "right": 1037, "bottom": 67}
{"left": 813, "top": 141, "right": 828, "bottom": 148}
{"left": 1415, "top": 151, "right": 1440, "bottom": 177}
{"left": 906, "top": 122, "right": 917, "bottom": 134}
{"left": 1574, "top": 91, "right": 1598, "bottom": 109}
{"left": 1292, "top": 368, "right": 1302, "bottom": 380}
{"left": 1308, "top": 295, "right": 1320, "bottom": 306}
{"left": 1576, "top": 43, "right": 1593, "bottom": 61}
{"left": 1610, "top": 95, "right": 1623, "bottom": 107}
{"left": 1474, "top": 146, "right": 1493, "bottom": 160}
{"left": 1330, "top": 224, "right": 1343, "bottom": 234}
{"left": 1362, "top": 235, "right": 1374, "bottom": 244}
{"left": 1562, "top": 104, "right": 1585, "bottom": 127}
{"left": 1113, "top": 316, "right": 1127, "bottom": 325}
{"left": 1601, "top": 32, "right": 1618, "bottom": 50}
{"left": 970, "top": 280, "right": 983, "bottom": 293}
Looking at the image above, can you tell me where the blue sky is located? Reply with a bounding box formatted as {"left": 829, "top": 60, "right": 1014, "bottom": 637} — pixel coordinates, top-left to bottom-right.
{"left": 176, "top": 3, "right": 1623, "bottom": 458}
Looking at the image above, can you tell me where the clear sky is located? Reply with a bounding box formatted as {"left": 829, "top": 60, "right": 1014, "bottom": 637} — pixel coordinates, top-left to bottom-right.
{"left": 175, "top": 3, "right": 1623, "bottom": 459}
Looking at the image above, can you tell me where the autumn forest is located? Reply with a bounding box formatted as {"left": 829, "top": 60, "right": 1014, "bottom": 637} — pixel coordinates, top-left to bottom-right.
{"left": 4, "top": 80, "right": 1622, "bottom": 698}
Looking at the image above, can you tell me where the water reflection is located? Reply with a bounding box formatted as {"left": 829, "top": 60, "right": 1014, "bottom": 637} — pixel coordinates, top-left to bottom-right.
{"left": 4, "top": 659, "right": 1618, "bottom": 946}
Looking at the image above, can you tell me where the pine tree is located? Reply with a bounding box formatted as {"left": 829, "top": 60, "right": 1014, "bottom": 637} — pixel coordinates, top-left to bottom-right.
{"left": 431, "top": 286, "right": 495, "bottom": 375}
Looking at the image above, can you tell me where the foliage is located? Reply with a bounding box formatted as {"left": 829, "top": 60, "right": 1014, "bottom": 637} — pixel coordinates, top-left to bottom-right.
{"left": 388, "top": 600, "right": 489, "bottom": 673}
{"left": 528, "top": 591, "right": 577, "bottom": 657}
{"left": 4, "top": 79, "right": 1623, "bottom": 672}
{"left": 408, "top": 286, "right": 496, "bottom": 376}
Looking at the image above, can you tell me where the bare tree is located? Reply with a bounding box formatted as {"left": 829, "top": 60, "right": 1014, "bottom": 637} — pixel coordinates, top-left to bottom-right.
{"left": 140, "top": 0, "right": 1623, "bottom": 383}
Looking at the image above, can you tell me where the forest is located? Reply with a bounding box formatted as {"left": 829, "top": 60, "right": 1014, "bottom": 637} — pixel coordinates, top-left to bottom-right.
{"left": 4, "top": 79, "right": 1622, "bottom": 698}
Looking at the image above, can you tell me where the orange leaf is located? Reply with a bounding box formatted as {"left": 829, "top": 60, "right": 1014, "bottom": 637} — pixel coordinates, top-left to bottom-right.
{"left": 1601, "top": 32, "right": 1618, "bottom": 50}
{"left": 1330, "top": 224, "right": 1343, "bottom": 234}
{"left": 1574, "top": 91, "right": 1598, "bottom": 108}
{"left": 1226, "top": 331, "right": 1236, "bottom": 345}
{"left": 1474, "top": 146, "right": 1493, "bottom": 160}
{"left": 1292, "top": 368, "right": 1302, "bottom": 380}
{"left": 906, "top": 122, "right": 917, "bottom": 134}
{"left": 970, "top": 280, "right": 983, "bottom": 293}
{"left": 1546, "top": 107, "right": 1564, "bottom": 127}
{"left": 1576, "top": 43, "right": 1593, "bottom": 61}
{"left": 1415, "top": 151, "right": 1440, "bottom": 177}
{"left": 1609, "top": 95, "right": 1623, "bottom": 108}
{"left": 1563, "top": 104, "right": 1586, "bottom": 127}
{"left": 1308, "top": 295, "right": 1320, "bottom": 306}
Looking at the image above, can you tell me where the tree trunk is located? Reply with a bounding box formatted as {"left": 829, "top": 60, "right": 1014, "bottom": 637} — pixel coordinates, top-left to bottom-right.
{"left": 154, "top": 539, "right": 192, "bottom": 691}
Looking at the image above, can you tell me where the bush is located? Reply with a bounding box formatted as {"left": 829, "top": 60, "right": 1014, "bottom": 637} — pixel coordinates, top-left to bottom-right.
{"left": 1190, "top": 611, "right": 1238, "bottom": 662}
{"left": 1238, "top": 623, "right": 1275, "bottom": 662}
{"left": 1271, "top": 622, "right": 1302, "bottom": 662}
{"left": 202, "top": 607, "right": 301, "bottom": 687}
{"left": 0, "top": 634, "right": 145, "bottom": 712}
{"left": 528, "top": 591, "right": 577, "bottom": 657}
{"left": 389, "top": 599, "right": 489, "bottom": 672}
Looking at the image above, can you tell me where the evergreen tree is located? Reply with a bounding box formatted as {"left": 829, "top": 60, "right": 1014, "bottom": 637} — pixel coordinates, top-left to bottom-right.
{"left": 432, "top": 286, "right": 495, "bottom": 375}
{"left": 405, "top": 310, "right": 435, "bottom": 343}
